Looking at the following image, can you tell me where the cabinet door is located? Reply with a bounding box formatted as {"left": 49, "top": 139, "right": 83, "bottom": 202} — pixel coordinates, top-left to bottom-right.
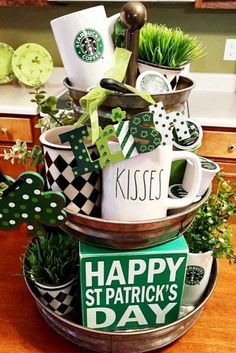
{"left": 198, "top": 129, "right": 236, "bottom": 184}
{"left": 195, "top": 0, "right": 236, "bottom": 9}
{"left": 198, "top": 131, "right": 236, "bottom": 160}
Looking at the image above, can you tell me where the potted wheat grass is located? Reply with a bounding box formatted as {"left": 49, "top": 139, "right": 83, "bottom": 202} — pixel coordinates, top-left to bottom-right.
{"left": 24, "top": 228, "right": 80, "bottom": 316}
{"left": 138, "top": 23, "right": 206, "bottom": 89}
{"left": 112, "top": 20, "right": 205, "bottom": 89}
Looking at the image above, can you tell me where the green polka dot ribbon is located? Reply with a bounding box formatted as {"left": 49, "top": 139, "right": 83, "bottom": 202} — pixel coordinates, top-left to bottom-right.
{"left": 0, "top": 171, "right": 67, "bottom": 237}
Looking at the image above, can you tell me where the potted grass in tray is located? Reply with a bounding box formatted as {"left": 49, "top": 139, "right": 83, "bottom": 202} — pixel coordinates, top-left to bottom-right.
{"left": 24, "top": 228, "right": 80, "bottom": 316}
{"left": 138, "top": 23, "right": 206, "bottom": 88}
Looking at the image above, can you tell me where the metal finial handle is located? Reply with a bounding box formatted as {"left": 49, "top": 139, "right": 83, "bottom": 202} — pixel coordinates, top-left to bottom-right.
{"left": 120, "top": 1, "right": 147, "bottom": 86}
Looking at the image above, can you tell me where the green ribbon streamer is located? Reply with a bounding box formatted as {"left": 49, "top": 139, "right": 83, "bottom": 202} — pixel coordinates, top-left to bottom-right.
{"left": 78, "top": 48, "right": 156, "bottom": 144}
{"left": 79, "top": 48, "right": 132, "bottom": 143}
{"left": 124, "top": 84, "right": 155, "bottom": 105}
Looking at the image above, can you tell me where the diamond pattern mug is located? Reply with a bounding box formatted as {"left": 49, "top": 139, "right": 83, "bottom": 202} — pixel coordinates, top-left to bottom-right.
{"left": 40, "top": 126, "right": 101, "bottom": 217}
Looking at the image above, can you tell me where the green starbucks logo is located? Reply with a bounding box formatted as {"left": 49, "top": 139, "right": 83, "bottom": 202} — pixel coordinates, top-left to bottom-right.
{"left": 185, "top": 265, "right": 205, "bottom": 285}
{"left": 74, "top": 28, "right": 104, "bottom": 63}
{"left": 200, "top": 157, "right": 217, "bottom": 170}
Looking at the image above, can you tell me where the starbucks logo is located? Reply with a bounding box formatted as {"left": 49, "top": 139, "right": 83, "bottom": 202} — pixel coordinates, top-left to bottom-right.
{"left": 185, "top": 265, "right": 205, "bottom": 285}
{"left": 74, "top": 28, "right": 104, "bottom": 63}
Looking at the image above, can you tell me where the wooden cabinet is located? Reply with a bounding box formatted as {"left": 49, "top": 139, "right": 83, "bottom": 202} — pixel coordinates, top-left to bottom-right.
{"left": 195, "top": 0, "right": 236, "bottom": 9}
{"left": 198, "top": 126, "right": 236, "bottom": 183}
{"left": 198, "top": 126, "right": 236, "bottom": 223}
{"left": 0, "top": 117, "right": 33, "bottom": 143}
{"left": 0, "top": 114, "right": 41, "bottom": 178}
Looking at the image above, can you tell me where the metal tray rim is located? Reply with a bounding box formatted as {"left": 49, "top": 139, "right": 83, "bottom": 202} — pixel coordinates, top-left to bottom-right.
{"left": 24, "top": 258, "right": 217, "bottom": 337}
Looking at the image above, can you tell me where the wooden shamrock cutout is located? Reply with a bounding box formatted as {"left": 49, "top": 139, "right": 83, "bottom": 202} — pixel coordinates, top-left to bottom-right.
{"left": 0, "top": 171, "right": 67, "bottom": 236}
{"left": 128, "top": 111, "right": 162, "bottom": 153}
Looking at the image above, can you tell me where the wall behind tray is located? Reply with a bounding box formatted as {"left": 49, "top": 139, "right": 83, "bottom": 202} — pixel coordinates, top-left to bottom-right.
{"left": 0, "top": 2, "right": 235, "bottom": 74}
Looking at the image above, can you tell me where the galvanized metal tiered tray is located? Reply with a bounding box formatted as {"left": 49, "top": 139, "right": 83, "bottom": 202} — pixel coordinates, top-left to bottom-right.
{"left": 25, "top": 258, "right": 217, "bottom": 353}
{"left": 62, "top": 188, "right": 211, "bottom": 250}
{"left": 64, "top": 75, "right": 194, "bottom": 121}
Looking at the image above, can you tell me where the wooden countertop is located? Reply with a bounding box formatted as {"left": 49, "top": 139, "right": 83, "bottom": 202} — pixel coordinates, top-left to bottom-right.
{"left": 0, "top": 225, "right": 235, "bottom": 353}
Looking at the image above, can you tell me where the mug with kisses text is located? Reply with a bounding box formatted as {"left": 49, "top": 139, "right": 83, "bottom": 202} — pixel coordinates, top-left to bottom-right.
{"left": 102, "top": 144, "right": 202, "bottom": 222}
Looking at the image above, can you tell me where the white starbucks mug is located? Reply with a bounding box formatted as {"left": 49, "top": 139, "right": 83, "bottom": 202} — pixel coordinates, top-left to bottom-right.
{"left": 51, "top": 6, "right": 116, "bottom": 90}
{"left": 102, "top": 144, "right": 202, "bottom": 221}
{"left": 182, "top": 251, "right": 213, "bottom": 306}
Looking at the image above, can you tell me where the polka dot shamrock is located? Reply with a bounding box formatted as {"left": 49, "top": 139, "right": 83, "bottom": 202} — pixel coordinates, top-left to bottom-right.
{"left": 0, "top": 171, "right": 67, "bottom": 236}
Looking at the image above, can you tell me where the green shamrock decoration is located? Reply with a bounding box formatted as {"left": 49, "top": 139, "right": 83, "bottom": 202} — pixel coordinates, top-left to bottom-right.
{"left": 0, "top": 171, "right": 67, "bottom": 236}
{"left": 129, "top": 112, "right": 162, "bottom": 153}
{"left": 110, "top": 107, "right": 126, "bottom": 123}
{"left": 96, "top": 125, "right": 124, "bottom": 168}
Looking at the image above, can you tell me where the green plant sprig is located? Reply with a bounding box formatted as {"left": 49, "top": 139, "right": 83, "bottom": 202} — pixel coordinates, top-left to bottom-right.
{"left": 184, "top": 174, "right": 236, "bottom": 264}
{"left": 30, "top": 87, "right": 78, "bottom": 131}
{"left": 24, "top": 231, "right": 80, "bottom": 285}
{"left": 139, "top": 23, "right": 206, "bottom": 68}
{"left": 112, "top": 18, "right": 125, "bottom": 48}
{"left": 30, "top": 87, "right": 63, "bottom": 126}
{"left": 4, "top": 140, "right": 44, "bottom": 166}
{"left": 4, "top": 88, "right": 78, "bottom": 167}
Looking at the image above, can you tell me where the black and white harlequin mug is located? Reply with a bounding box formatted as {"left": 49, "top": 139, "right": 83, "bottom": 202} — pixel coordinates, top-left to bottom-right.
{"left": 39, "top": 126, "right": 101, "bottom": 217}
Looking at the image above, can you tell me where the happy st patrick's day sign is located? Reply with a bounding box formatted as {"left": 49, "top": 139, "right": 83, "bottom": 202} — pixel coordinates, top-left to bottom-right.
{"left": 80, "top": 236, "right": 188, "bottom": 331}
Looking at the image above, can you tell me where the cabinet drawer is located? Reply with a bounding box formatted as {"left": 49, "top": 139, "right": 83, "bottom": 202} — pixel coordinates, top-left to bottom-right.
{"left": 199, "top": 131, "right": 236, "bottom": 160}
{"left": 0, "top": 117, "right": 33, "bottom": 143}
{"left": 0, "top": 154, "right": 37, "bottom": 178}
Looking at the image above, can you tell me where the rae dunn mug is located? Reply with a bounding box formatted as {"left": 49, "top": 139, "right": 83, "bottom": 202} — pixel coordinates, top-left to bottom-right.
{"left": 51, "top": 6, "right": 115, "bottom": 90}
{"left": 102, "top": 144, "right": 202, "bottom": 222}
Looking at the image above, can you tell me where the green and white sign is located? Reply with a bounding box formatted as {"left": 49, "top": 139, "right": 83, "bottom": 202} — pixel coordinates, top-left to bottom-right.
{"left": 80, "top": 236, "right": 188, "bottom": 331}
{"left": 74, "top": 28, "right": 104, "bottom": 63}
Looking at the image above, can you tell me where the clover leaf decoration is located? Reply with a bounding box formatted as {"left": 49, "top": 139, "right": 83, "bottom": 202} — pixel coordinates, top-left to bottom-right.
{"left": 0, "top": 172, "right": 67, "bottom": 236}
{"left": 110, "top": 107, "right": 126, "bottom": 123}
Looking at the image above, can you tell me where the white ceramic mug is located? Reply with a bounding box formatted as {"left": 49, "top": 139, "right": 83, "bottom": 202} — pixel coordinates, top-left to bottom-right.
{"left": 39, "top": 126, "right": 101, "bottom": 217}
{"left": 51, "top": 6, "right": 116, "bottom": 90}
{"left": 102, "top": 144, "right": 202, "bottom": 222}
{"left": 182, "top": 251, "right": 213, "bottom": 306}
{"left": 182, "top": 156, "right": 220, "bottom": 197}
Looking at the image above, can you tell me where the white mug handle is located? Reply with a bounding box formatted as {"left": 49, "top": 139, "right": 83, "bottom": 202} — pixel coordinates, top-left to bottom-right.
{"left": 166, "top": 151, "right": 202, "bottom": 210}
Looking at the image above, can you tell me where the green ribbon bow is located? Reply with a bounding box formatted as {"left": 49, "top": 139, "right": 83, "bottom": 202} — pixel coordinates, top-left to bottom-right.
{"left": 78, "top": 47, "right": 155, "bottom": 144}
